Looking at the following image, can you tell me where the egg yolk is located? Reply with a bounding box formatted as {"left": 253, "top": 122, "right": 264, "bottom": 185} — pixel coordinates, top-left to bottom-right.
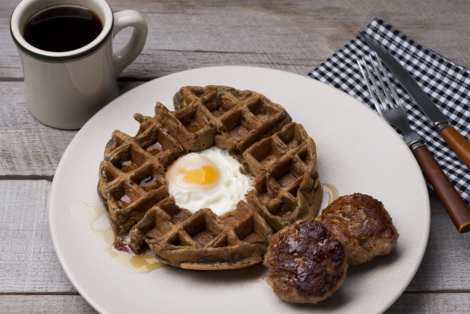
{"left": 180, "top": 166, "right": 218, "bottom": 185}
{"left": 166, "top": 153, "right": 222, "bottom": 191}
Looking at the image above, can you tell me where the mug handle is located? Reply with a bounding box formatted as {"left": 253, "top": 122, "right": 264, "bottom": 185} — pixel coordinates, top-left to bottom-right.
{"left": 112, "top": 10, "right": 148, "bottom": 76}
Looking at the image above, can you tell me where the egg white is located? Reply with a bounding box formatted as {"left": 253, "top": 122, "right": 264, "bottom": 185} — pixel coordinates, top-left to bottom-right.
{"left": 166, "top": 147, "right": 253, "bottom": 215}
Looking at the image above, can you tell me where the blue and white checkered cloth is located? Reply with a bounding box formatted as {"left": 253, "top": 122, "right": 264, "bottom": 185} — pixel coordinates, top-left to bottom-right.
{"left": 308, "top": 17, "right": 470, "bottom": 204}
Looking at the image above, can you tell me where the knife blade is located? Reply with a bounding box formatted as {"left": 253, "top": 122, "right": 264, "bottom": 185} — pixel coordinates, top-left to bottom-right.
{"left": 359, "top": 32, "right": 470, "bottom": 171}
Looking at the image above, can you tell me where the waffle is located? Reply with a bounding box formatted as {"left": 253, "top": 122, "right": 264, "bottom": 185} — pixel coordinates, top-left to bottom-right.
{"left": 97, "top": 85, "right": 322, "bottom": 270}
{"left": 245, "top": 123, "right": 321, "bottom": 231}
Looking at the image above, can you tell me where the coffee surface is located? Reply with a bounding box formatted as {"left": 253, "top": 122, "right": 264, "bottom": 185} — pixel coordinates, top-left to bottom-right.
{"left": 23, "top": 5, "right": 102, "bottom": 52}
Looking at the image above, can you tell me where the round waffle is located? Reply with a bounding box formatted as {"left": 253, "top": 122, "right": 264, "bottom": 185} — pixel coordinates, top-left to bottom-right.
{"left": 97, "top": 85, "right": 322, "bottom": 270}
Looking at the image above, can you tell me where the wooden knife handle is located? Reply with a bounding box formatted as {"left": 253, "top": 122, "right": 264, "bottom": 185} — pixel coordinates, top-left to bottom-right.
{"left": 413, "top": 145, "right": 470, "bottom": 233}
{"left": 440, "top": 126, "right": 470, "bottom": 170}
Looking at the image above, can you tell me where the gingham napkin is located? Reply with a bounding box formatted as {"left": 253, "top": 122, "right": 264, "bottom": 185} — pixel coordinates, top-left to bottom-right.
{"left": 308, "top": 17, "right": 470, "bottom": 204}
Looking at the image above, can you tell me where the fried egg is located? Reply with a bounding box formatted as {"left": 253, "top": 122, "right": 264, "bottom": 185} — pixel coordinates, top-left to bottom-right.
{"left": 166, "top": 147, "right": 253, "bottom": 215}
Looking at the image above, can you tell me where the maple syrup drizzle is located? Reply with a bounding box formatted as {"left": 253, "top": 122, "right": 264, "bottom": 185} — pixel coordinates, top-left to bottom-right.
{"left": 104, "top": 247, "right": 166, "bottom": 273}
{"left": 185, "top": 124, "right": 202, "bottom": 133}
{"left": 70, "top": 202, "right": 166, "bottom": 273}
{"left": 146, "top": 142, "right": 162, "bottom": 156}
{"left": 139, "top": 176, "right": 161, "bottom": 192}
{"left": 121, "top": 160, "right": 138, "bottom": 172}
{"left": 322, "top": 184, "right": 339, "bottom": 205}
{"left": 70, "top": 202, "right": 114, "bottom": 245}
{"left": 120, "top": 194, "right": 132, "bottom": 208}
{"left": 257, "top": 275, "right": 273, "bottom": 288}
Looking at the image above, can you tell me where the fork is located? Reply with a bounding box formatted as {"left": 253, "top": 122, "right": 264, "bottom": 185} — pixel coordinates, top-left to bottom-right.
{"left": 358, "top": 53, "right": 470, "bottom": 233}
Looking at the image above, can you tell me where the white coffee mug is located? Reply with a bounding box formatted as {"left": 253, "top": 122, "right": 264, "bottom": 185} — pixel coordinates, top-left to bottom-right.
{"left": 10, "top": 0, "right": 148, "bottom": 129}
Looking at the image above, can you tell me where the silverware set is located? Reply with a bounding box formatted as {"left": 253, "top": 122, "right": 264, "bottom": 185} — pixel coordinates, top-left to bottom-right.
{"left": 358, "top": 35, "right": 470, "bottom": 233}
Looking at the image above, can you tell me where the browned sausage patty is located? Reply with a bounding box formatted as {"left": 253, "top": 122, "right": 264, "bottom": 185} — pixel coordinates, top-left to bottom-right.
{"left": 263, "top": 220, "right": 347, "bottom": 304}
{"left": 315, "top": 193, "right": 399, "bottom": 266}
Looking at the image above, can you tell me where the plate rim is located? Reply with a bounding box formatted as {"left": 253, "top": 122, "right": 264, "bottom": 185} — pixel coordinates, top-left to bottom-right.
{"left": 49, "top": 65, "right": 431, "bottom": 314}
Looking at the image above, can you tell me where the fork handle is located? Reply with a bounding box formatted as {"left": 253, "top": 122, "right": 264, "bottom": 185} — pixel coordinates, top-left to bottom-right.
{"left": 440, "top": 126, "right": 470, "bottom": 171}
{"left": 413, "top": 145, "right": 470, "bottom": 233}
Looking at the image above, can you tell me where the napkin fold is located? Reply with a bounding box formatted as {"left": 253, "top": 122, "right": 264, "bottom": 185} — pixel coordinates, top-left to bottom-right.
{"left": 308, "top": 17, "right": 470, "bottom": 204}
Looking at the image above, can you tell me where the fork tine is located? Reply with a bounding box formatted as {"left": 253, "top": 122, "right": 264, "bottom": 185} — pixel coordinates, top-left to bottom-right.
{"left": 369, "top": 54, "right": 394, "bottom": 109}
{"left": 374, "top": 52, "right": 406, "bottom": 110}
{"left": 361, "top": 57, "right": 389, "bottom": 112}
{"left": 357, "top": 59, "right": 384, "bottom": 117}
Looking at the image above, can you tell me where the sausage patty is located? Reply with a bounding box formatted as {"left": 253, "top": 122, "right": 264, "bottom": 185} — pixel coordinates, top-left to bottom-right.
{"left": 263, "top": 220, "right": 348, "bottom": 304}
{"left": 315, "top": 193, "right": 399, "bottom": 266}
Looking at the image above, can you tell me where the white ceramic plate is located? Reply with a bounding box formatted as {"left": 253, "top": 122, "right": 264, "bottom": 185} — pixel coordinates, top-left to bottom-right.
{"left": 49, "top": 66, "right": 430, "bottom": 314}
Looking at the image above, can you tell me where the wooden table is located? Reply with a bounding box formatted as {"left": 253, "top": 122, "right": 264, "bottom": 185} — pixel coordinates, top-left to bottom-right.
{"left": 2, "top": 0, "right": 470, "bottom": 312}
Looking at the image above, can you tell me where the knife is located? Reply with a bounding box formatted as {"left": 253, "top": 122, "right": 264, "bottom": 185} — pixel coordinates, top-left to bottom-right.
{"left": 359, "top": 32, "right": 470, "bottom": 171}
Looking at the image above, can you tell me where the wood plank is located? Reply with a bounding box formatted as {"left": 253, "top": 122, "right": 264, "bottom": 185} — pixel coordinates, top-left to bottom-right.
{"left": 1, "top": 0, "right": 470, "bottom": 79}
{"left": 385, "top": 292, "right": 470, "bottom": 313}
{"left": 0, "top": 295, "right": 96, "bottom": 314}
{"left": 0, "top": 81, "right": 143, "bottom": 176}
{"left": 0, "top": 181, "right": 75, "bottom": 293}
{"left": 2, "top": 181, "right": 470, "bottom": 293}
{"left": 408, "top": 194, "right": 470, "bottom": 291}
{"left": 1, "top": 292, "right": 470, "bottom": 313}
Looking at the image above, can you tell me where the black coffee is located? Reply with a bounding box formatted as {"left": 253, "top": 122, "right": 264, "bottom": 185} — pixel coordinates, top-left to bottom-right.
{"left": 23, "top": 5, "right": 103, "bottom": 52}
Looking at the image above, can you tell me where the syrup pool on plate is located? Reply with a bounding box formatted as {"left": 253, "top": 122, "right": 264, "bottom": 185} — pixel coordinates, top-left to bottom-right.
{"left": 323, "top": 183, "right": 339, "bottom": 205}
{"left": 318, "top": 184, "right": 339, "bottom": 215}
{"left": 70, "top": 202, "right": 165, "bottom": 273}
{"left": 249, "top": 273, "right": 273, "bottom": 288}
